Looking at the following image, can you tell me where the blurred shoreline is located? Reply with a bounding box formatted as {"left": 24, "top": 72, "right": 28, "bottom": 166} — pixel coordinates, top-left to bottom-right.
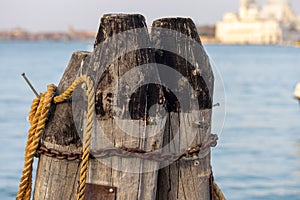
{"left": 0, "top": 26, "right": 298, "bottom": 46}
{"left": 0, "top": 26, "right": 219, "bottom": 44}
{"left": 0, "top": 28, "right": 96, "bottom": 42}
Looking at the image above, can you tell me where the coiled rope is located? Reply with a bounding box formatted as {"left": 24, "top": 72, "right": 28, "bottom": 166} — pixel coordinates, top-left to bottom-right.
{"left": 16, "top": 75, "right": 94, "bottom": 200}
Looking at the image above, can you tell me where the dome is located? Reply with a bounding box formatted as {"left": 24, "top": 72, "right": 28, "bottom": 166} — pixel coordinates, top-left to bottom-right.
{"left": 261, "top": 0, "right": 296, "bottom": 22}
{"left": 223, "top": 13, "right": 238, "bottom": 21}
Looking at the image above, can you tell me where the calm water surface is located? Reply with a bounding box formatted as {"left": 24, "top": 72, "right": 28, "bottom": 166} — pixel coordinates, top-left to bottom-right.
{"left": 0, "top": 41, "right": 299, "bottom": 199}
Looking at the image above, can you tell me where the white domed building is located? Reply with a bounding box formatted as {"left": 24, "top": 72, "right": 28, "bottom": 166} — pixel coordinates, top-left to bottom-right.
{"left": 216, "top": 0, "right": 300, "bottom": 44}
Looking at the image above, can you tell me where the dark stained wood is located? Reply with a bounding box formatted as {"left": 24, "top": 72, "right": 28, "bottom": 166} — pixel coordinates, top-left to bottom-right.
{"left": 84, "top": 184, "right": 117, "bottom": 200}
{"left": 82, "top": 14, "right": 164, "bottom": 200}
{"left": 151, "top": 18, "right": 214, "bottom": 200}
{"left": 151, "top": 17, "right": 213, "bottom": 111}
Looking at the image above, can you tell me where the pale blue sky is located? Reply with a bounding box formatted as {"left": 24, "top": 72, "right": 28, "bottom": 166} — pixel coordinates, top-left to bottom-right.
{"left": 1, "top": 0, "right": 300, "bottom": 31}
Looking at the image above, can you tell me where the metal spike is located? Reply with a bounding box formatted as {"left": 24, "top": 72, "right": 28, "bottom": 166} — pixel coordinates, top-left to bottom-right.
{"left": 21, "top": 73, "right": 40, "bottom": 98}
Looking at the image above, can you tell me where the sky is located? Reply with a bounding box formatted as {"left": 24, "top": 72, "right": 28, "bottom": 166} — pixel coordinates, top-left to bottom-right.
{"left": 1, "top": 0, "right": 300, "bottom": 31}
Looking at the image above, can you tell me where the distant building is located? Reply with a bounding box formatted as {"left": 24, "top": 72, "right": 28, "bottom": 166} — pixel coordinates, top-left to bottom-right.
{"left": 216, "top": 0, "right": 300, "bottom": 44}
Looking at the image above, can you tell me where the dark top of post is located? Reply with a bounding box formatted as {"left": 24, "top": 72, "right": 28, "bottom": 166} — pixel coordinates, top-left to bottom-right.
{"left": 151, "top": 18, "right": 213, "bottom": 110}
{"left": 94, "top": 14, "right": 147, "bottom": 47}
{"left": 152, "top": 17, "right": 202, "bottom": 44}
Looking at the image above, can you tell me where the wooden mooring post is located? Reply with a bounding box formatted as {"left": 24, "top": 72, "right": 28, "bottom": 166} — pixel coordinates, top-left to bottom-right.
{"left": 151, "top": 18, "right": 214, "bottom": 200}
{"left": 32, "top": 14, "right": 216, "bottom": 200}
{"left": 33, "top": 51, "right": 91, "bottom": 199}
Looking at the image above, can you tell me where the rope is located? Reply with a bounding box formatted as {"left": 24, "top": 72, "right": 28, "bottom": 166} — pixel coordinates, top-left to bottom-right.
{"left": 212, "top": 181, "right": 226, "bottom": 200}
{"left": 16, "top": 75, "right": 94, "bottom": 200}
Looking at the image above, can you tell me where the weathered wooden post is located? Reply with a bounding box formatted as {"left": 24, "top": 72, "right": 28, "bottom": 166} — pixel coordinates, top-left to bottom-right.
{"left": 79, "top": 14, "right": 164, "bottom": 200}
{"left": 30, "top": 14, "right": 218, "bottom": 200}
{"left": 151, "top": 18, "right": 215, "bottom": 200}
{"left": 33, "top": 51, "right": 91, "bottom": 199}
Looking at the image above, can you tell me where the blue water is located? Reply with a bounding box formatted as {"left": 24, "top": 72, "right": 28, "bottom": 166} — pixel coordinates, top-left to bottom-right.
{"left": 206, "top": 45, "right": 300, "bottom": 199}
{"left": 0, "top": 41, "right": 299, "bottom": 199}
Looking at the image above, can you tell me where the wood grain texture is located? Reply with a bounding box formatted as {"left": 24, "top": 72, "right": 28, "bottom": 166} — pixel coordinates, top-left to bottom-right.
{"left": 33, "top": 51, "right": 91, "bottom": 200}
{"left": 151, "top": 18, "right": 214, "bottom": 200}
{"left": 82, "top": 14, "right": 164, "bottom": 200}
{"left": 42, "top": 51, "right": 91, "bottom": 146}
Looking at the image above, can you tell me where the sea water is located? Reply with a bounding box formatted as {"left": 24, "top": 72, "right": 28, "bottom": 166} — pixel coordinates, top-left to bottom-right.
{"left": 0, "top": 41, "right": 299, "bottom": 199}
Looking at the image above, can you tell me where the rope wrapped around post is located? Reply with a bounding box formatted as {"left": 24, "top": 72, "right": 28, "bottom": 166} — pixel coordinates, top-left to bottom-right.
{"left": 16, "top": 75, "right": 95, "bottom": 200}
{"left": 16, "top": 75, "right": 225, "bottom": 200}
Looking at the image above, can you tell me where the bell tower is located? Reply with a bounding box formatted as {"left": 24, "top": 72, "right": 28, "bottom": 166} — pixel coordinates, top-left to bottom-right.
{"left": 239, "top": 0, "right": 249, "bottom": 19}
